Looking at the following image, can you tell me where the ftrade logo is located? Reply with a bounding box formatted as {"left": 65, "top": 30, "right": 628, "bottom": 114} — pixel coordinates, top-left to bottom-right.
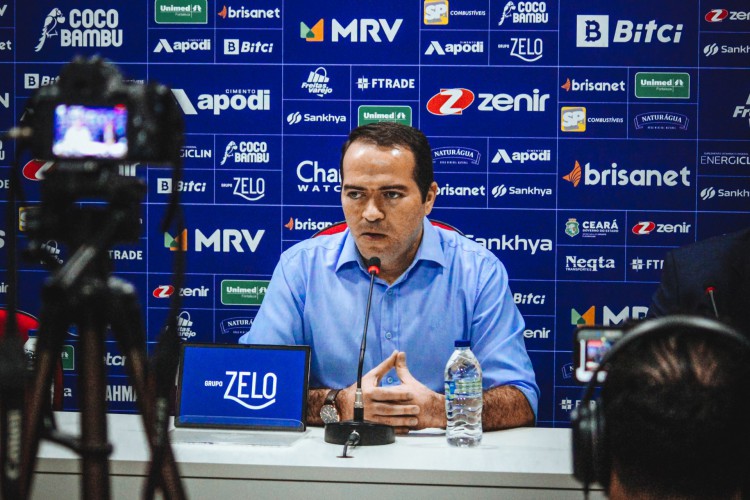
{"left": 498, "top": 1, "right": 549, "bottom": 26}
{"left": 561, "top": 106, "right": 586, "bottom": 132}
{"left": 631, "top": 221, "right": 691, "bottom": 235}
{"left": 427, "top": 88, "right": 549, "bottom": 115}
{"left": 631, "top": 257, "right": 663, "bottom": 271}
{"left": 705, "top": 9, "right": 750, "bottom": 22}
{"left": 561, "top": 78, "right": 625, "bottom": 93}
{"left": 171, "top": 88, "right": 270, "bottom": 116}
{"left": 302, "top": 67, "right": 333, "bottom": 97}
{"left": 220, "top": 140, "right": 270, "bottom": 165}
{"left": 424, "top": 40, "right": 484, "bottom": 56}
{"left": 299, "top": 18, "right": 403, "bottom": 43}
{"left": 153, "top": 38, "right": 211, "bottom": 53}
{"left": 284, "top": 217, "right": 334, "bottom": 232}
{"left": 356, "top": 76, "right": 415, "bottom": 91}
{"left": 424, "top": 0, "right": 449, "bottom": 25}
{"left": 165, "top": 228, "right": 265, "bottom": 252}
{"left": 571, "top": 305, "right": 648, "bottom": 326}
{"left": 576, "top": 15, "right": 683, "bottom": 48}
{"left": 35, "top": 8, "right": 123, "bottom": 52}
{"left": 217, "top": 5, "right": 280, "bottom": 20}
{"left": 464, "top": 233, "right": 552, "bottom": 255}
{"left": 563, "top": 161, "right": 691, "bottom": 188}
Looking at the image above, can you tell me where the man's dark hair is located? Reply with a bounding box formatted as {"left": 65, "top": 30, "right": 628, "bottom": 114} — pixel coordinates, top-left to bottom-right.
{"left": 602, "top": 327, "right": 750, "bottom": 499}
{"left": 339, "top": 122, "right": 434, "bottom": 202}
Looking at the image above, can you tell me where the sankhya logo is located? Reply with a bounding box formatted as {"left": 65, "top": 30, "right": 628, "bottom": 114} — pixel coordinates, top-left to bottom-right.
{"left": 287, "top": 112, "right": 302, "bottom": 125}
{"left": 701, "top": 187, "right": 716, "bottom": 200}
{"left": 36, "top": 8, "right": 123, "bottom": 52}
{"left": 492, "top": 185, "right": 508, "bottom": 197}
{"left": 704, "top": 43, "right": 719, "bottom": 57}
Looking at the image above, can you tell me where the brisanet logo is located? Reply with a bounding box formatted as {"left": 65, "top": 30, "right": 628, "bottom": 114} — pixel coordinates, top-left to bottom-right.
{"left": 35, "top": 8, "right": 124, "bottom": 52}
{"left": 300, "top": 18, "right": 403, "bottom": 43}
{"left": 562, "top": 160, "right": 691, "bottom": 188}
{"left": 576, "top": 15, "right": 683, "bottom": 48}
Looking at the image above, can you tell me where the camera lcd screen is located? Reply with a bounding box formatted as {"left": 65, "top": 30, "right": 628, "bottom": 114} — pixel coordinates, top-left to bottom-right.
{"left": 52, "top": 104, "right": 128, "bottom": 159}
{"left": 574, "top": 327, "right": 625, "bottom": 383}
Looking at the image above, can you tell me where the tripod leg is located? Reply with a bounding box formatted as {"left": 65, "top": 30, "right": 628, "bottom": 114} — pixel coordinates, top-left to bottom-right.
{"left": 19, "top": 292, "right": 69, "bottom": 500}
{"left": 107, "top": 278, "right": 186, "bottom": 500}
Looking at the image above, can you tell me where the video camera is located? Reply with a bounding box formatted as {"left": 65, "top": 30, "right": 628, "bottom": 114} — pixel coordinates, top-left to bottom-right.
{"left": 23, "top": 56, "right": 183, "bottom": 164}
{"left": 573, "top": 326, "right": 626, "bottom": 384}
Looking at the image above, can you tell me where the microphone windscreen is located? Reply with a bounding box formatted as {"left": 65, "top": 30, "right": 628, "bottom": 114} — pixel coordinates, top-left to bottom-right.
{"left": 367, "top": 257, "right": 381, "bottom": 275}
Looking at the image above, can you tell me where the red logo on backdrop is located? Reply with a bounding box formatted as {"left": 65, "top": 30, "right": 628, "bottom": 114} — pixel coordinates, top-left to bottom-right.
{"left": 705, "top": 9, "right": 729, "bottom": 22}
{"left": 632, "top": 221, "right": 656, "bottom": 235}
{"left": 426, "top": 88, "right": 475, "bottom": 116}
{"left": 22, "top": 160, "right": 56, "bottom": 181}
{"left": 152, "top": 285, "right": 175, "bottom": 298}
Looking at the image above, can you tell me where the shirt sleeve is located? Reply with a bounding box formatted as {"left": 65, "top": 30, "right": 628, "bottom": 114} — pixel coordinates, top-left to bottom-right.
{"left": 238, "top": 254, "right": 305, "bottom": 346}
{"left": 469, "top": 257, "right": 540, "bottom": 418}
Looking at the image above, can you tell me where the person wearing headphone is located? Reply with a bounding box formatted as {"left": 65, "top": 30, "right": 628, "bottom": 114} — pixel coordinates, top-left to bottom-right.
{"left": 571, "top": 316, "right": 750, "bottom": 499}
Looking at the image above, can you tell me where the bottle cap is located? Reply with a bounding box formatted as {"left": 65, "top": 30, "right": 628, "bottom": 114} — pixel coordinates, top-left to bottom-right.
{"left": 454, "top": 339, "right": 470, "bottom": 348}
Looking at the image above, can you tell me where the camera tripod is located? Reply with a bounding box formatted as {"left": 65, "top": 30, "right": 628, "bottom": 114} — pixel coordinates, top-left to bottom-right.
{"left": 17, "top": 165, "right": 186, "bottom": 499}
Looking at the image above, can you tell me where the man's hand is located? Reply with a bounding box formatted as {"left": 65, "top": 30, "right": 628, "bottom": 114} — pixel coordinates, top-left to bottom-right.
{"left": 340, "top": 351, "right": 445, "bottom": 434}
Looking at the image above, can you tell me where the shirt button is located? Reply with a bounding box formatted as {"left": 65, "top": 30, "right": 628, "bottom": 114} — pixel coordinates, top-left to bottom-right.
{"left": 386, "top": 376, "right": 394, "bottom": 384}
{"left": 385, "top": 332, "right": 392, "bottom": 339}
{"left": 386, "top": 290, "right": 393, "bottom": 296}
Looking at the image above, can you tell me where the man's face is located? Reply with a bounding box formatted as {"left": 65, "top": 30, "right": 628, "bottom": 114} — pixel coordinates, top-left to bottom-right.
{"left": 341, "top": 141, "right": 437, "bottom": 280}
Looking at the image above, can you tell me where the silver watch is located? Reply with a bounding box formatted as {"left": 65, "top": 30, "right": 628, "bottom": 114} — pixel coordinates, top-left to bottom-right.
{"left": 320, "top": 389, "right": 341, "bottom": 424}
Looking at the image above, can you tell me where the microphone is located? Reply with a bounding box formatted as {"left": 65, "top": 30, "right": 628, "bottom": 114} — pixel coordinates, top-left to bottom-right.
{"left": 324, "top": 257, "right": 395, "bottom": 446}
{"left": 704, "top": 283, "right": 720, "bottom": 319}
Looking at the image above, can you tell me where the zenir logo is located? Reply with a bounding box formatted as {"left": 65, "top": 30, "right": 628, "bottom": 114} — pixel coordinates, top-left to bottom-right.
{"left": 301, "top": 19, "right": 324, "bottom": 41}
{"left": 165, "top": 229, "right": 188, "bottom": 251}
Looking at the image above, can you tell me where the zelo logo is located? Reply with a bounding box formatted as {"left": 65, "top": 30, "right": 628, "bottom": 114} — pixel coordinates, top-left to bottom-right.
{"left": 576, "top": 15, "right": 683, "bottom": 48}
{"left": 563, "top": 161, "right": 691, "bottom": 188}
{"left": 171, "top": 89, "right": 271, "bottom": 116}
{"left": 35, "top": 8, "right": 123, "bottom": 52}
{"left": 427, "top": 89, "right": 473, "bottom": 115}
{"left": 223, "top": 370, "right": 277, "bottom": 410}
{"left": 424, "top": 0, "right": 449, "bottom": 25}
{"left": 561, "top": 107, "right": 586, "bottom": 132}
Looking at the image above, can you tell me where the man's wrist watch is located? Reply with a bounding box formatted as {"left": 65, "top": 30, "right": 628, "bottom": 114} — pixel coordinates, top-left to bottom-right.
{"left": 320, "top": 389, "right": 341, "bottom": 424}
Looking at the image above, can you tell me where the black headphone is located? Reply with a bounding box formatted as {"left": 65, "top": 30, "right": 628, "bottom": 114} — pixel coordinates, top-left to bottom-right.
{"left": 570, "top": 315, "right": 750, "bottom": 493}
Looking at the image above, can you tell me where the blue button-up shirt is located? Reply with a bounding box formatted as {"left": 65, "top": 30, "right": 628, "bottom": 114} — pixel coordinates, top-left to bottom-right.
{"left": 239, "top": 218, "right": 539, "bottom": 416}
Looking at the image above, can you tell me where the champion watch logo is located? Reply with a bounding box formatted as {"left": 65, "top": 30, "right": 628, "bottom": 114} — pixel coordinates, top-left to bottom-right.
{"left": 426, "top": 88, "right": 475, "bottom": 115}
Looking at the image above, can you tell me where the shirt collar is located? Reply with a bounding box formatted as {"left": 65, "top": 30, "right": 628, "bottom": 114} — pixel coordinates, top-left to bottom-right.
{"left": 335, "top": 218, "right": 447, "bottom": 274}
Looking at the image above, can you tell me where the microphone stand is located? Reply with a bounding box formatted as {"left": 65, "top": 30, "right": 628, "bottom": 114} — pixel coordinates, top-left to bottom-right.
{"left": 324, "top": 257, "right": 395, "bottom": 446}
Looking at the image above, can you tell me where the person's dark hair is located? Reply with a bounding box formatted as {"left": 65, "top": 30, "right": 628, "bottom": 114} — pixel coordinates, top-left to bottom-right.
{"left": 339, "top": 122, "right": 434, "bottom": 202}
{"left": 602, "top": 327, "right": 750, "bottom": 499}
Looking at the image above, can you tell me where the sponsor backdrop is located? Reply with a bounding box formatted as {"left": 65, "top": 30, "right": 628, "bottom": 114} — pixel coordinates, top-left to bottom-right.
{"left": 1, "top": 0, "right": 749, "bottom": 426}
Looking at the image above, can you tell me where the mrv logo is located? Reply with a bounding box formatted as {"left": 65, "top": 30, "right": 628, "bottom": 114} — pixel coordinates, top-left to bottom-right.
{"left": 164, "top": 228, "right": 265, "bottom": 252}
{"left": 576, "top": 15, "right": 683, "bottom": 48}
{"left": 221, "top": 371, "right": 277, "bottom": 410}
{"left": 36, "top": 8, "right": 123, "bottom": 52}
{"left": 300, "top": 18, "right": 403, "bottom": 43}
{"left": 171, "top": 88, "right": 270, "bottom": 115}
{"left": 571, "top": 305, "right": 648, "bottom": 326}
{"left": 465, "top": 233, "right": 552, "bottom": 254}
{"left": 562, "top": 160, "right": 690, "bottom": 188}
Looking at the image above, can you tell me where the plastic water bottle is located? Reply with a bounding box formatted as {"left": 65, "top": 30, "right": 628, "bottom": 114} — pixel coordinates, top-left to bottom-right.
{"left": 444, "top": 340, "right": 483, "bottom": 447}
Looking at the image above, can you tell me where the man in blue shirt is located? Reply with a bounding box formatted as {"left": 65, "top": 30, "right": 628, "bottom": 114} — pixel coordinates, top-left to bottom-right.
{"left": 239, "top": 122, "right": 538, "bottom": 432}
